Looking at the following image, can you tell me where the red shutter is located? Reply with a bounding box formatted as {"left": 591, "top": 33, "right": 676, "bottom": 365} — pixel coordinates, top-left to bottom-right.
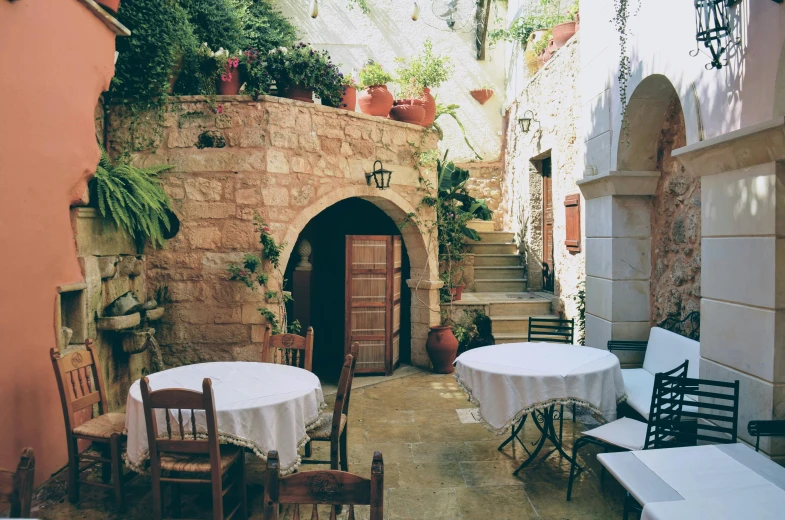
{"left": 564, "top": 194, "right": 581, "bottom": 253}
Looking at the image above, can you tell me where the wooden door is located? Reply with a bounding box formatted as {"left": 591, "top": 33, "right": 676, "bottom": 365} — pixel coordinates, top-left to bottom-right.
{"left": 542, "top": 158, "right": 554, "bottom": 292}
{"left": 345, "top": 235, "right": 401, "bottom": 375}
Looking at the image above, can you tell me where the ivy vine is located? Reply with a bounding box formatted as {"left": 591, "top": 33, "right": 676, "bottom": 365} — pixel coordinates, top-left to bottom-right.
{"left": 612, "top": 0, "right": 640, "bottom": 143}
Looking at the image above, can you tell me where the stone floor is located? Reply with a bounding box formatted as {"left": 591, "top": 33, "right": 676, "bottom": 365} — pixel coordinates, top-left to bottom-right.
{"left": 31, "top": 372, "right": 626, "bottom": 519}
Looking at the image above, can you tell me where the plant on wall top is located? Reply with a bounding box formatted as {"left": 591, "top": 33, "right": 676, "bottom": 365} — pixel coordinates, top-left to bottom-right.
{"left": 487, "top": 0, "right": 572, "bottom": 48}
{"left": 234, "top": 0, "right": 298, "bottom": 54}
{"left": 266, "top": 44, "right": 345, "bottom": 107}
{"left": 358, "top": 62, "right": 394, "bottom": 89}
{"left": 395, "top": 39, "right": 453, "bottom": 89}
{"left": 180, "top": 0, "right": 247, "bottom": 51}
{"left": 91, "top": 148, "right": 175, "bottom": 250}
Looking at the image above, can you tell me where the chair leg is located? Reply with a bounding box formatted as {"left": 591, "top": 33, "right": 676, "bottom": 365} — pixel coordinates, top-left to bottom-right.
{"left": 566, "top": 437, "right": 591, "bottom": 501}
{"left": 151, "top": 466, "right": 163, "bottom": 520}
{"left": 572, "top": 403, "right": 577, "bottom": 422}
{"left": 339, "top": 428, "right": 349, "bottom": 473}
{"left": 110, "top": 434, "right": 126, "bottom": 512}
{"left": 67, "top": 437, "right": 80, "bottom": 504}
{"left": 101, "top": 443, "right": 112, "bottom": 483}
{"left": 559, "top": 405, "right": 564, "bottom": 443}
{"left": 212, "top": 468, "right": 224, "bottom": 520}
{"left": 171, "top": 471, "right": 182, "bottom": 518}
{"left": 238, "top": 452, "right": 248, "bottom": 520}
{"left": 304, "top": 441, "right": 312, "bottom": 458}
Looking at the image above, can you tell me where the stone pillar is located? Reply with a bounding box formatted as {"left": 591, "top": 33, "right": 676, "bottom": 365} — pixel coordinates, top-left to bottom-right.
{"left": 406, "top": 278, "right": 444, "bottom": 368}
{"left": 293, "top": 239, "right": 312, "bottom": 331}
{"left": 577, "top": 171, "right": 660, "bottom": 349}
{"left": 673, "top": 119, "right": 785, "bottom": 461}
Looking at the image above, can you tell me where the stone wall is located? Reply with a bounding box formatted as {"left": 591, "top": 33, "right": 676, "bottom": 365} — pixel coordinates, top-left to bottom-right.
{"left": 106, "top": 95, "right": 440, "bottom": 369}
{"left": 650, "top": 97, "right": 701, "bottom": 330}
{"left": 500, "top": 37, "right": 585, "bottom": 322}
{"left": 456, "top": 160, "right": 503, "bottom": 231}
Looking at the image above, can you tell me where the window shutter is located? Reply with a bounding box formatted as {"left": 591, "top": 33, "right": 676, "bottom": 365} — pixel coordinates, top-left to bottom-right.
{"left": 564, "top": 194, "right": 581, "bottom": 253}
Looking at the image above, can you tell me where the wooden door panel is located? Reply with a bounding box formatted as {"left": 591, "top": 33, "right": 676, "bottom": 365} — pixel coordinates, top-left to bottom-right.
{"left": 542, "top": 158, "right": 554, "bottom": 292}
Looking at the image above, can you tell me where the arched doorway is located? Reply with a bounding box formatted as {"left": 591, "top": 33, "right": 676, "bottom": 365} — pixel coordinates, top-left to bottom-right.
{"left": 283, "top": 198, "right": 411, "bottom": 381}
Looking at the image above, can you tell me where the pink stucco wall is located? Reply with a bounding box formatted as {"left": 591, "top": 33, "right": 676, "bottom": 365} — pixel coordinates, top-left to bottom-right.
{"left": 0, "top": 0, "right": 116, "bottom": 483}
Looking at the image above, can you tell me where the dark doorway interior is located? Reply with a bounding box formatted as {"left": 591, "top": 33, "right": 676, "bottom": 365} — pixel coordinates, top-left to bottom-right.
{"left": 284, "top": 198, "right": 411, "bottom": 383}
{"left": 541, "top": 156, "right": 554, "bottom": 292}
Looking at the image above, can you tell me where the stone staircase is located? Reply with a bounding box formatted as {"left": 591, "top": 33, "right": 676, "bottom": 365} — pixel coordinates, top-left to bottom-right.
{"left": 459, "top": 221, "right": 560, "bottom": 344}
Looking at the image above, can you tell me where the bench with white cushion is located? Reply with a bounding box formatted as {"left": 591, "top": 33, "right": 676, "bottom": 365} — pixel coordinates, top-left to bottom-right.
{"left": 609, "top": 327, "right": 699, "bottom": 420}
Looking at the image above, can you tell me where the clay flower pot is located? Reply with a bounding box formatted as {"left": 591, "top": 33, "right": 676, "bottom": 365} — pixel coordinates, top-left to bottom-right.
{"left": 358, "top": 85, "right": 394, "bottom": 117}
{"left": 340, "top": 85, "right": 357, "bottom": 111}
{"left": 284, "top": 85, "right": 314, "bottom": 103}
{"left": 217, "top": 65, "right": 242, "bottom": 95}
{"left": 454, "top": 284, "right": 465, "bottom": 301}
{"left": 390, "top": 99, "right": 425, "bottom": 125}
{"left": 426, "top": 326, "right": 459, "bottom": 374}
{"left": 470, "top": 88, "right": 494, "bottom": 105}
{"left": 552, "top": 21, "right": 577, "bottom": 48}
{"left": 419, "top": 87, "right": 437, "bottom": 127}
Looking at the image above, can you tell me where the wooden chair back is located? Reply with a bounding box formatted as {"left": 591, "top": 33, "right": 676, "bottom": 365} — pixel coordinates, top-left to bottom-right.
{"left": 527, "top": 317, "right": 574, "bottom": 344}
{"left": 330, "top": 343, "right": 359, "bottom": 446}
{"left": 262, "top": 326, "right": 314, "bottom": 372}
{"left": 0, "top": 448, "right": 34, "bottom": 518}
{"left": 50, "top": 339, "right": 109, "bottom": 436}
{"left": 263, "top": 450, "right": 383, "bottom": 520}
{"left": 139, "top": 377, "right": 221, "bottom": 476}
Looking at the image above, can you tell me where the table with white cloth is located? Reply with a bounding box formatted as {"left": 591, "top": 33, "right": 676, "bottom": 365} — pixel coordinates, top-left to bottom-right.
{"left": 598, "top": 444, "right": 785, "bottom": 520}
{"left": 124, "top": 362, "right": 326, "bottom": 475}
{"left": 454, "top": 343, "right": 626, "bottom": 474}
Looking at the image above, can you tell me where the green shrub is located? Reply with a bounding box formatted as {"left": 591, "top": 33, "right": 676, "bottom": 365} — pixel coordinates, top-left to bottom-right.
{"left": 358, "top": 62, "right": 394, "bottom": 89}
{"left": 235, "top": 0, "right": 298, "bottom": 53}
{"left": 266, "top": 44, "right": 344, "bottom": 107}
{"left": 180, "top": 0, "right": 247, "bottom": 51}
{"left": 395, "top": 39, "right": 453, "bottom": 89}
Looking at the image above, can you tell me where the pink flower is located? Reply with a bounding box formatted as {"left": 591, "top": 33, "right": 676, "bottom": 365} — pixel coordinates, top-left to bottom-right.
{"left": 216, "top": 104, "right": 224, "bottom": 114}
{"left": 221, "top": 73, "right": 229, "bottom": 81}
{"left": 231, "top": 58, "right": 239, "bottom": 68}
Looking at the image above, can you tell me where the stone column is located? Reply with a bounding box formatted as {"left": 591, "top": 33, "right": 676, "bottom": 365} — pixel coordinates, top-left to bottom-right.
{"left": 577, "top": 171, "right": 660, "bottom": 349}
{"left": 293, "top": 239, "right": 312, "bottom": 331}
{"left": 673, "top": 118, "right": 785, "bottom": 461}
{"left": 406, "top": 279, "right": 444, "bottom": 368}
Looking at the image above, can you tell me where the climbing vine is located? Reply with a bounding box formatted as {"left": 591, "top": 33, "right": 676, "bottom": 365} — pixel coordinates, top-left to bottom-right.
{"left": 612, "top": 0, "right": 640, "bottom": 143}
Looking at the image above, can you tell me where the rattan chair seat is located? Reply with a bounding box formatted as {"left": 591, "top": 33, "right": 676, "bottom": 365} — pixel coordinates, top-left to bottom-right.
{"left": 308, "top": 413, "right": 347, "bottom": 440}
{"left": 160, "top": 445, "right": 241, "bottom": 473}
{"left": 72, "top": 412, "right": 126, "bottom": 439}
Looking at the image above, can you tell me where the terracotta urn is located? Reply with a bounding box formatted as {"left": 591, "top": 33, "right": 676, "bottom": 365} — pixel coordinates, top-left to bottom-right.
{"left": 419, "top": 87, "right": 437, "bottom": 127}
{"left": 340, "top": 85, "right": 357, "bottom": 111}
{"left": 552, "top": 21, "right": 577, "bottom": 48}
{"left": 217, "top": 65, "right": 242, "bottom": 95}
{"left": 470, "top": 89, "right": 494, "bottom": 105}
{"left": 426, "top": 326, "right": 459, "bottom": 374}
{"left": 358, "top": 85, "right": 394, "bottom": 117}
{"left": 390, "top": 99, "right": 425, "bottom": 125}
{"left": 284, "top": 85, "right": 315, "bottom": 103}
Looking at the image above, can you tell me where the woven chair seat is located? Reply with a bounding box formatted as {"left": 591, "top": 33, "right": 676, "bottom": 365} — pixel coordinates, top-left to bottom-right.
{"left": 308, "top": 413, "right": 347, "bottom": 440}
{"left": 160, "top": 445, "right": 241, "bottom": 473}
{"left": 72, "top": 412, "right": 126, "bottom": 439}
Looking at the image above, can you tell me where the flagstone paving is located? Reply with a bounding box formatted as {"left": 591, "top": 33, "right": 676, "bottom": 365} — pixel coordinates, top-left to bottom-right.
{"left": 34, "top": 372, "right": 625, "bottom": 519}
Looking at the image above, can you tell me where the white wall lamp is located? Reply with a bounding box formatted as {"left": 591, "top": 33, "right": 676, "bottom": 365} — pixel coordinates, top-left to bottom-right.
{"left": 412, "top": 2, "right": 420, "bottom": 21}
{"left": 518, "top": 110, "right": 538, "bottom": 132}
{"left": 309, "top": 0, "right": 319, "bottom": 19}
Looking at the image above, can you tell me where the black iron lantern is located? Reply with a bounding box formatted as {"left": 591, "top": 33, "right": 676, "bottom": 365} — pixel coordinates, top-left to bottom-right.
{"left": 518, "top": 110, "right": 537, "bottom": 133}
{"left": 693, "top": 0, "right": 735, "bottom": 70}
{"left": 366, "top": 160, "right": 393, "bottom": 189}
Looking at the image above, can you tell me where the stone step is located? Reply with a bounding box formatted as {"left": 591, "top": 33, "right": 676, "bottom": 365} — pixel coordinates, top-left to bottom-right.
{"left": 473, "top": 254, "right": 522, "bottom": 267}
{"left": 490, "top": 314, "right": 556, "bottom": 334}
{"left": 489, "top": 299, "right": 552, "bottom": 317}
{"left": 476, "top": 231, "right": 515, "bottom": 244}
{"left": 467, "top": 219, "right": 495, "bottom": 233}
{"left": 474, "top": 266, "right": 526, "bottom": 280}
{"left": 474, "top": 279, "right": 527, "bottom": 292}
{"left": 492, "top": 333, "right": 530, "bottom": 345}
{"left": 468, "top": 242, "right": 518, "bottom": 255}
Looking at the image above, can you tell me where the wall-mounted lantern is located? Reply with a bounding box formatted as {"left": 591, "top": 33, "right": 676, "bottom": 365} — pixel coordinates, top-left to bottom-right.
{"left": 367, "top": 160, "right": 393, "bottom": 189}
{"left": 692, "top": 0, "right": 736, "bottom": 70}
{"left": 518, "top": 110, "right": 538, "bottom": 133}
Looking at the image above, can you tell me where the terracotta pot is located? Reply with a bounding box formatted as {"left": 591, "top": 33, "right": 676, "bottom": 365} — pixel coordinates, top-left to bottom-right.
{"left": 552, "top": 21, "right": 577, "bottom": 48}
{"left": 543, "top": 39, "right": 556, "bottom": 63}
{"left": 340, "top": 85, "right": 357, "bottom": 111}
{"left": 419, "top": 87, "right": 437, "bottom": 127}
{"left": 454, "top": 284, "right": 465, "bottom": 301}
{"left": 390, "top": 99, "right": 425, "bottom": 125}
{"left": 358, "top": 85, "right": 393, "bottom": 117}
{"left": 426, "top": 326, "right": 459, "bottom": 374}
{"left": 470, "top": 89, "right": 494, "bottom": 105}
{"left": 97, "top": 0, "right": 121, "bottom": 13}
{"left": 217, "top": 65, "right": 242, "bottom": 95}
{"left": 284, "top": 85, "right": 315, "bottom": 103}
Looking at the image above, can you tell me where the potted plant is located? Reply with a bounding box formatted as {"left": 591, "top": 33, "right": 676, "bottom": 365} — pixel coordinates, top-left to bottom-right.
{"left": 266, "top": 44, "right": 344, "bottom": 106}
{"left": 470, "top": 84, "right": 494, "bottom": 105}
{"left": 340, "top": 75, "right": 358, "bottom": 111}
{"left": 394, "top": 39, "right": 453, "bottom": 127}
{"left": 390, "top": 79, "right": 425, "bottom": 125}
{"left": 357, "top": 62, "right": 394, "bottom": 117}
{"left": 214, "top": 48, "right": 244, "bottom": 95}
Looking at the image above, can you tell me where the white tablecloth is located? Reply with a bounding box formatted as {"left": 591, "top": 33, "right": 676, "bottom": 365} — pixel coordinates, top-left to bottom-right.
{"left": 125, "top": 362, "right": 326, "bottom": 475}
{"left": 454, "top": 343, "right": 626, "bottom": 433}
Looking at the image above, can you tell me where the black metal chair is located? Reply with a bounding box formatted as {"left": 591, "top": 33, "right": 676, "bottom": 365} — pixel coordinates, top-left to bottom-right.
{"left": 747, "top": 420, "right": 785, "bottom": 452}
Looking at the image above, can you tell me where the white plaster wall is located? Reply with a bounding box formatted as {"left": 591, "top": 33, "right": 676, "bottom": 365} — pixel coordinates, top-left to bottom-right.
{"left": 276, "top": 0, "right": 506, "bottom": 161}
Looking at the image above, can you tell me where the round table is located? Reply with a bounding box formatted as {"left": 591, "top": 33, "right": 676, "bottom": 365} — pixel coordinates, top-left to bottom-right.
{"left": 454, "top": 343, "right": 626, "bottom": 472}
{"left": 124, "top": 362, "right": 326, "bottom": 475}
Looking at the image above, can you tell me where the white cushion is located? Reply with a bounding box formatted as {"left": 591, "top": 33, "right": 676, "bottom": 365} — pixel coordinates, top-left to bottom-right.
{"left": 583, "top": 417, "right": 648, "bottom": 451}
{"left": 642, "top": 327, "right": 700, "bottom": 378}
{"left": 621, "top": 368, "right": 655, "bottom": 420}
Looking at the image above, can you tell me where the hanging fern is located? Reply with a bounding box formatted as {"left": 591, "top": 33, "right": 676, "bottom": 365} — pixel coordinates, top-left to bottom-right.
{"left": 92, "top": 148, "right": 175, "bottom": 249}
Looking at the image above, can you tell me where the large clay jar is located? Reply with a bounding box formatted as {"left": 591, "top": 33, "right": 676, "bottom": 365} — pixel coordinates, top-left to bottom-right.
{"left": 552, "top": 21, "right": 577, "bottom": 48}
{"left": 285, "top": 85, "right": 315, "bottom": 103}
{"left": 217, "top": 65, "right": 242, "bottom": 95}
{"left": 390, "top": 99, "right": 425, "bottom": 125}
{"left": 340, "top": 86, "right": 357, "bottom": 111}
{"left": 419, "top": 87, "right": 437, "bottom": 127}
{"left": 426, "top": 326, "right": 459, "bottom": 374}
{"left": 358, "top": 85, "right": 393, "bottom": 117}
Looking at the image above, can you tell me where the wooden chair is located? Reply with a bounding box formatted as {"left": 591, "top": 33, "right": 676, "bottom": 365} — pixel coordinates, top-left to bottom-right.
{"left": 263, "top": 450, "right": 384, "bottom": 520}
{"left": 301, "top": 343, "right": 359, "bottom": 471}
{"left": 140, "top": 377, "right": 247, "bottom": 520}
{"left": 0, "top": 448, "right": 35, "bottom": 518}
{"left": 262, "top": 325, "right": 314, "bottom": 372}
{"left": 50, "top": 339, "right": 128, "bottom": 510}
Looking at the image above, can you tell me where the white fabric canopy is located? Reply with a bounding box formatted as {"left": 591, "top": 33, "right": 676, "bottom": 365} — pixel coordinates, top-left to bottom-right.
{"left": 125, "top": 362, "right": 326, "bottom": 475}
{"left": 454, "top": 343, "right": 626, "bottom": 433}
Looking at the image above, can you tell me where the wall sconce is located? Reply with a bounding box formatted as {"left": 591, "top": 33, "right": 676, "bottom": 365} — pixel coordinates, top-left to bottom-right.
{"left": 366, "top": 160, "right": 393, "bottom": 189}
{"left": 691, "top": 0, "right": 737, "bottom": 70}
{"left": 518, "top": 110, "right": 538, "bottom": 132}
